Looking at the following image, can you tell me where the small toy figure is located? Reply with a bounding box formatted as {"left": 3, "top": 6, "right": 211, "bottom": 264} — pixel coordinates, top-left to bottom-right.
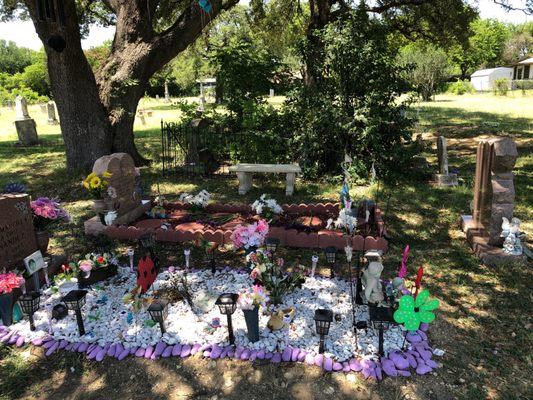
{"left": 267, "top": 307, "right": 295, "bottom": 331}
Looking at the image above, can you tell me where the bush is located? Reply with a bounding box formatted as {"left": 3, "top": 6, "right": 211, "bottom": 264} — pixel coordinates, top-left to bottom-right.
{"left": 493, "top": 78, "right": 510, "bottom": 96}
{"left": 514, "top": 80, "right": 533, "bottom": 93}
{"left": 447, "top": 80, "right": 476, "bottom": 95}
{"left": 283, "top": 7, "right": 418, "bottom": 182}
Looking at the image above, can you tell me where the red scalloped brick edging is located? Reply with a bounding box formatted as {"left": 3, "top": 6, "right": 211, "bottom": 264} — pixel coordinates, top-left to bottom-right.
{"left": 104, "top": 202, "right": 388, "bottom": 252}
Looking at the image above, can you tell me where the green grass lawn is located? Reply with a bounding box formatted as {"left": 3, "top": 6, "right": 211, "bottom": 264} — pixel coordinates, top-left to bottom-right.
{"left": 0, "top": 93, "right": 531, "bottom": 400}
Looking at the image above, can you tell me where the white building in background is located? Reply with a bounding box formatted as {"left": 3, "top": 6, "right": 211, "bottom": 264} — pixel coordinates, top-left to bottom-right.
{"left": 512, "top": 57, "right": 533, "bottom": 81}
{"left": 470, "top": 67, "right": 513, "bottom": 91}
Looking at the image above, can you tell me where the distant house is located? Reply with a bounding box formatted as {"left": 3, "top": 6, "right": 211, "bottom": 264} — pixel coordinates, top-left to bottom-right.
{"left": 470, "top": 67, "right": 513, "bottom": 91}
{"left": 512, "top": 57, "right": 533, "bottom": 81}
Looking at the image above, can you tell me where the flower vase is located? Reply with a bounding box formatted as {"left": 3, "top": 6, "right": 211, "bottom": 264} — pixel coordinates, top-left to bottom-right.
{"left": 0, "top": 293, "right": 13, "bottom": 326}
{"left": 245, "top": 246, "right": 258, "bottom": 271}
{"left": 35, "top": 231, "right": 50, "bottom": 254}
{"left": 242, "top": 306, "right": 260, "bottom": 342}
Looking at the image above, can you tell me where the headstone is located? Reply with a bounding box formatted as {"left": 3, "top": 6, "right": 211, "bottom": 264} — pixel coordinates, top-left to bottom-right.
{"left": 155, "top": 94, "right": 160, "bottom": 100}
{"left": 15, "top": 95, "right": 30, "bottom": 120}
{"left": 433, "top": 136, "right": 458, "bottom": 186}
{"left": 269, "top": 88, "right": 275, "bottom": 98}
{"left": 0, "top": 194, "right": 38, "bottom": 271}
{"left": 92, "top": 153, "right": 140, "bottom": 217}
{"left": 47, "top": 101, "right": 58, "bottom": 124}
{"left": 85, "top": 153, "right": 150, "bottom": 234}
{"left": 14, "top": 96, "right": 38, "bottom": 146}
{"left": 164, "top": 80, "right": 170, "bottom": 102}
{"left": 472, "top": 137, "right": 517, "bottom": 245}
{"left": 40, "top": 103, "right": 47, "bottom": 113}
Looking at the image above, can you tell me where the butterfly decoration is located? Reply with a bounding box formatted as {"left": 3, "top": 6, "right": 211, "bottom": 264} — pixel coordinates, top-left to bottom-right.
{"left": 198, "top": 0, "right": 212, "bottom": 13}
{"left": 398, "top": 245, "right": 409, "bottom": 278}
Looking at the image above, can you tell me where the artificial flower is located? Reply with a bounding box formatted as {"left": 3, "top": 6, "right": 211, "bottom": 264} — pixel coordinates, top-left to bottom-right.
{"left": 393, "top": 289, "right": 439, "bottom": 331}
{"left": 0, "top": 272, "right": 25, "bottom": 294}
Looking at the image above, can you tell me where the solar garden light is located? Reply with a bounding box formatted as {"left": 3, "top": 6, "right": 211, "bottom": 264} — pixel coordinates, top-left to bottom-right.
{"left": 18, "top": 291, "right": 41, "bottom": 331}
{"left": 369, "top": 305, "right": 393, "bottom": 357}
{"left": 215, "top": 293, "right": 239, "bottom": 345}
{"left": 310, "top": 255, "right": 319, "bottom": 277}
{"left": 205, "top": 247, "right": 216, "bottom": 274}
{"left": 265, "top": 237, "right": 280, "bottom": 259}
{"left": 61, "top": 289, "right": 88, "bottom": 336}
{"left": 148, "top": 299, "right": 169, "bottom": 334}
{"left": 324, "top": 247, "right": 337, "bottom": 278}
{"left": 184, "top": 248, "right": 191, "bottom": 272}
{"left": 314, "top": 308, "right": 333, "bottom": 354}
{"left": 127, "top": 248, "right": 135, "bottom": 272}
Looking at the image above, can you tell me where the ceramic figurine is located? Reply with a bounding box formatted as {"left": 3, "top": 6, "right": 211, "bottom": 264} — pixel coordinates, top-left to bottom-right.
{"left": 104, "top": 210, "right": 117, "bottom": 226}
{"left": 501, "top": 217, "right": 523, "bottom": 255}
{"left": 361, "top": 258, "right": 384, "bottom": 304}
{"left": 267, "top": 307, "right": 295, "bottom": 331}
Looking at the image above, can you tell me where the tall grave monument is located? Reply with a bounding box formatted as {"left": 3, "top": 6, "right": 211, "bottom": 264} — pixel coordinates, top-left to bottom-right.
{"left": 461, "top": 137, "right": 527, "bottom": 266}
{"left": 433, "top": 136, "right": 458, "bottom": 186}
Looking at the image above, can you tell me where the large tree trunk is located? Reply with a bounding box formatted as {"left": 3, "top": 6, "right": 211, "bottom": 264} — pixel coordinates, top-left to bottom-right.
{"left": 304, "top": 0, "right": 333, "bottom": 87}
{"left": 24, "top": 0, "right": 238, "bottom": 171}
{"left": 25, "top": 0, "right": 112, "bottom": 171}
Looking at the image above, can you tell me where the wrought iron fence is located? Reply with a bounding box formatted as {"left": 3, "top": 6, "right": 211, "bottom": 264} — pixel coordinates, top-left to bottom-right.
{"left": 160, "top": 119, "right": 289, "bottom": 177}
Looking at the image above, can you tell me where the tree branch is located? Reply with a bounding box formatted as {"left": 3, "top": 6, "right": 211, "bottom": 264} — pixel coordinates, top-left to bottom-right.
{"left": 366, "top": 0, "right": 431, "bottom": 13}
{"left": 492, "top": 0, "right": 532, "bottom": 15}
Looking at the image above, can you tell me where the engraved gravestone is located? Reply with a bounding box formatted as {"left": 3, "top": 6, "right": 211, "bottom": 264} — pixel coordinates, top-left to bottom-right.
{"left": 14, "top": 95, "right": 38, "bottom": 145}
{"left": 47, "top": 101, "right": 58, "bottom": 124}
{"left": 0, "top": 194, "right": 38, "bottom": 270}
{"left": 92, "top": 153, "right": 139, "bottom": 217}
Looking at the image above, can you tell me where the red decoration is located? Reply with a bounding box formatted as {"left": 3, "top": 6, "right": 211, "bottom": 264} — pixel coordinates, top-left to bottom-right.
{"left": 137, "top": 255, "right": 157, "bottom": 293}
{"left": 414, "top": 266, "right": 424, "bottom": 298}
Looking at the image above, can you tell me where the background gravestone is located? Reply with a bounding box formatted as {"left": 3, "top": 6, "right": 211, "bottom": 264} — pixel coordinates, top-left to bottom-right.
{"left": 47, "top": 101, "right": 59, "bottom": 124}
{"left": 434, "top": 136, "right": 458, "bottom": 186}
{"left": 14, "top": 95, "right": 38, "bottom": 146}
{"left": 0, "top": 194, "right": 38, "bottom": 270}
{"left": 92, "top": 153, "right": 140, "bottom": 217}
{"left": 472, "top": 137, "right": 517, "bottom": 245}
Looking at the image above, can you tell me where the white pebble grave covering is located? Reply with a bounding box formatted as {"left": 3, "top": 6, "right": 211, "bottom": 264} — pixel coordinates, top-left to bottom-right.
{"left": 0, "top": 266, "right": 441, "bottom": 379}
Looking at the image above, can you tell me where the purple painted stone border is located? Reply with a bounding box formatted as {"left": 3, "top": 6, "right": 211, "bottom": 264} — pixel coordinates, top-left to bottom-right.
{"left": 0, "top": 269, "right": 441, "bottom": 381}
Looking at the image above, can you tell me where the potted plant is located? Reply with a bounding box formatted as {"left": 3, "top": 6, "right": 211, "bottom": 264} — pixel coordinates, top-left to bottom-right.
{"left": 30, "top": 197, "right": 70, "bottom": 254}
{"left": 237, "top": 285, "right": 269, "bottom": 342}
{"left": 76, "top": 252, "right": 119, "bottom": 287}
{"left": 0, "top": 271, "right": 25, "bottom": 326}
{"left": 82, "top": 171, "right": 113, "bottom": 219}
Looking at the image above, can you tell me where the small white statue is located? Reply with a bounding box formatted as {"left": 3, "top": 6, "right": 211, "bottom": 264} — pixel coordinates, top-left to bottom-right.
{"left": 501, "top": 217, "right": 523, "bottom": 255}
{"left": 104, "top": 210, "right": 117, "bottom": 226}
{"left": 361, "top": 258, "right": 384, "bottom": 304}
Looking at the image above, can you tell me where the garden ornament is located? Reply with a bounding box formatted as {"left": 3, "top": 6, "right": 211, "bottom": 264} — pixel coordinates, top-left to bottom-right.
{"left": 104, "top": 210, "right": 117, "bottom": 226}
{"left": 414, "top": 266, "right": 424, "bottom": 298}
{"left": 361, "top": 258, "right": 384, "bottom": 304}
{"left": 267, "top": 307, "right": 295, "bottom": 331}
{"left": 501, "top": 217, "right": 523, "bottom": 255}
{"left": 398, "top": 245, "right": 409, "bottom": 278}
{"left": 393, "top": 289, "right": 439, "bottom": 331}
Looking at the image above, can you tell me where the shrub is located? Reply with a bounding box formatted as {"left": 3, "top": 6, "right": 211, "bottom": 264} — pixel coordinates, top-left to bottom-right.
{"left": 493, "top": 78, "right": 510, "bottom": 96}
{"left": 283, "top": 7, "right": 418, "bottom": 182}
{"left": 514, "top": 80, "right": 533, "bottom": 94}
{"left": 447, "top": 80, "right": 476, "bottom": 95}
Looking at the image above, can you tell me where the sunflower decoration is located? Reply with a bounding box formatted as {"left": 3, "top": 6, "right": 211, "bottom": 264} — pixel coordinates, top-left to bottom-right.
{"left": 393, "top": 289, "right": 439, "bottom": 331}
{"left": 82, "top": 171, "right": 112, "bottom": 199}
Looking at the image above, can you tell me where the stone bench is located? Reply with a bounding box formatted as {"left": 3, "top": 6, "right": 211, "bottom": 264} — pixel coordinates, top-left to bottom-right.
{"left": 229, "top": 163, "right": 301, "bottom": 196}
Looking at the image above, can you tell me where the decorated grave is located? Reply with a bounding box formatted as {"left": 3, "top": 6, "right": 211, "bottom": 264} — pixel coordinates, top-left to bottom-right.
{"left": 1, "top": 225, "right": 441, "bottom": 380}
{"left": 101, "top": 193, "right": 389, "bottom": 252}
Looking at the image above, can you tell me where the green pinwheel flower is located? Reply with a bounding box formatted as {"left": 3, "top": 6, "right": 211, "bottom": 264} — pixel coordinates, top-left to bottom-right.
{"left": 393, "top": 289, "right": 439, "bottom": 331}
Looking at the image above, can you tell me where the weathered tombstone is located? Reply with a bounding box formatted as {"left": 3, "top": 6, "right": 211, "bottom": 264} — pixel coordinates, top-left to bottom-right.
{"left": 47, "top": 101, "right": 59, "bottom": 124}
{"left": 269, "top": 88, "right": 275, "bottom": 98}
{"left": 461, "top": 137, "right": 526, "bottom": 266}
{"left": 164, "top": 80, "right": 170, "bottom": 102}
{"left": 39, "top": 103, "right": 47, "bottom": 113}
{"left": 434, "top": 136, "right": 458, "bottom": 186}
{"left": 14, "top": 96, "right": 38, "bottom": 146}
{"left": 155, "top": 94, "right": 160, "bottom": 100}
{"left": 0, "top": 194, "right": 38, "bottom": 270}
{"left": 84, "top": 153, "right": 150, "bottom": 235}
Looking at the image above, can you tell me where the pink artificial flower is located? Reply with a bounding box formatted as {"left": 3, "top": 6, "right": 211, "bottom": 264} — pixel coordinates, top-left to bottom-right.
{"left": 0, "top": 272, "right": 24, "bottom": 294}
{"left": 277, "top": 258, "right": 284, "bottom": 268}
{"left": 250, "top": 268, "right": 260, "bottom": 280}
{"left": 78, "top": 260, "right": 94, "bottom": 273}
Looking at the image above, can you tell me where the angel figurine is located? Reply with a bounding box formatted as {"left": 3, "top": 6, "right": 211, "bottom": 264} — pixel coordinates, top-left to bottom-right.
{"left": 501, "top": 217, "right": 523, "bottom": 256}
